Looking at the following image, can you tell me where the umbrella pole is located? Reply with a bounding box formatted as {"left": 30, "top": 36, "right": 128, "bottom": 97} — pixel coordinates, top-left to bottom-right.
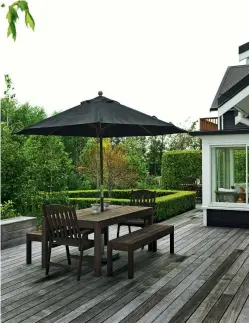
{"left": 99, "top": 136, "right": 119, "bottom": 263}
{"left": 100, "top": 137, "right": 104, "bottom": 212}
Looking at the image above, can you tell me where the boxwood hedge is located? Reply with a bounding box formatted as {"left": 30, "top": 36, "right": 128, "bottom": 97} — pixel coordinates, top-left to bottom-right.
{"left": 69, "top": 190, "right": 196, "bottom": 222}
{"left": 67, "top": 189, "right": 172, "bottom": 199}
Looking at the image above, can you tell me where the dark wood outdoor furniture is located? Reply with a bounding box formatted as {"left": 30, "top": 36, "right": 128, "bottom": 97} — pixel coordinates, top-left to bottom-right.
{"left": 26, "top": 230, "right": 84, "bottom": 265}
{"left": 108, "top": 223, "right": 174, "bottom": 279}
{"left": 43, "top": 204, "right": 94, "bottom": 281}
{"left": 26, "top": 231, "right": 42, "bottom": 264}
{"left": 117, "top": 190, "right": 156, "bottom": 238}
{"left": 42, "top": 205, "right": 153, "bottom": 277}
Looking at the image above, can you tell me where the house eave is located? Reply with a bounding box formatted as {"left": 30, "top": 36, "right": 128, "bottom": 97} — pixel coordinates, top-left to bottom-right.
{"left": 189, "top": 129, "right": 249, "bottom": 137}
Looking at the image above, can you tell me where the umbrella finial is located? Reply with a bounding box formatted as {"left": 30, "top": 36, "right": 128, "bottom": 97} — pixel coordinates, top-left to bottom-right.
{"left": 98, "top": 91, "right": 103, "bottom": 96}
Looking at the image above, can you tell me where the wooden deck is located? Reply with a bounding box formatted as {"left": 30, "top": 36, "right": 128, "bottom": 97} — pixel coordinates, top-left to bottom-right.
{"left": 1, "top": 208, "right": 249, "bottom": 323}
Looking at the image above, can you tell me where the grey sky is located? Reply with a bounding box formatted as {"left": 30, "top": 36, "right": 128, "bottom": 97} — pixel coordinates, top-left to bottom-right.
{"left": 1, "top": 0, "right": 249, "bottom": 128}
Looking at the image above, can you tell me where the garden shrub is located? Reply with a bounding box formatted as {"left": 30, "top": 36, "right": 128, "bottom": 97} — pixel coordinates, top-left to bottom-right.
{"left": 0, "top": 200, "right": 17, "bottom": 219}
{"left": 67, "top": 189, "right": 173, "bottom": 199}
{"left": 24, "top": 191, "right": 70, "bottom": 224}
{"left": 69, "top": 198, "right": 130, "bottom": 210}
{"left": 69, "top": 190, "right": 196, "bottom": 222}
{"left": 162, "top": 150, "right": 202, "bottom": 189}
{"left": 155, "top": 191, "right": 196, "bottom": 221}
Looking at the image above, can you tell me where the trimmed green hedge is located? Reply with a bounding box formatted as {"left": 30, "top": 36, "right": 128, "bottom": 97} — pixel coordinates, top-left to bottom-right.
{"left": 69, "top": 191, "right": 196, "bottom": 222}
{"left": 155, "top": 191, "right": 196, "bottom": 221}
{"left": 67, "top": 189, "right": 173, "bottom": 199}
{"left": 69, "top": 198, "right": 130, "bottom": 209}
{"left": 162, "top": 150, "right": 202, "bottom": 189}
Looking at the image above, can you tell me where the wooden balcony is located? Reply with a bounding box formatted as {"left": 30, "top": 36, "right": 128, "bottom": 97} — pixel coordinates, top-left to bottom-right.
{"left": 200, "top": 117, "right": 218, "bottom": 131}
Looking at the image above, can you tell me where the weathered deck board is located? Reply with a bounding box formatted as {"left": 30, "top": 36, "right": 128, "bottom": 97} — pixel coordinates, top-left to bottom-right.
{"left": 1, "top": 207, "right": 249, "bottom": 323}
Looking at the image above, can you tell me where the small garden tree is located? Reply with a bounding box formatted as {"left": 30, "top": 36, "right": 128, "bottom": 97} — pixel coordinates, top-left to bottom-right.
{"left": 80, "top": 139, "right": 139, "bottom": 196}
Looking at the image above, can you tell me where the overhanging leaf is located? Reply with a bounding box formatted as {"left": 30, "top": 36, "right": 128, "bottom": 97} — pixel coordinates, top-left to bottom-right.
{"left": 8, "top": 6, "right": 19, "bottom": 22}
{"left": 25, "top": 11, "right": 35, "bottom": 30}
{"left": 18, "top": 1, "right": 29, "bottom": 11}
{"left": 7, "top": 22, "right": 16, "bottom": 40}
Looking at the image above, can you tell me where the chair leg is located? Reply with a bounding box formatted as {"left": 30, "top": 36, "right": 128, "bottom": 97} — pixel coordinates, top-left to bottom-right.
{"left": 77, "top": 245, "right": 84, "bottom": 281}
{"left": 26, "top": 238, "right": 32, "bottom": 264}
{"left": 107, "top": 244, "right": 113, "bottom": 276}
{"left": 170, "top": 231, "right": 174, "bottom": 254}
{"left": 117, "top": 224, "right": 120, "bottom": 238}
{"left": 46, "top": 242, "right": 52, "bottom": 275}
{"left": 128, "top": 226, "right": 131, "bottom": 234}
{"left": 66, "top": 245, "right": 71, "bottom": 265}
{"left": 128, "top": 250, "right": 134, "bottom": 279}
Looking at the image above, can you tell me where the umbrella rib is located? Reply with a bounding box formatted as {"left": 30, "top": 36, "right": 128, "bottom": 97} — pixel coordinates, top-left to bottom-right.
{"left": 45, "top": 126, "right": 64, "bottom": 136}
{"left": 138, "top": 125, "right": 154, "bottom": 136}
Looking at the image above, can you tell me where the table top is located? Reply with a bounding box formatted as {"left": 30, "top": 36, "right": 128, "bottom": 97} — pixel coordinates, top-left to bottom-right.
{"left": 76, "top": 205, "right": 153, "bottom": 227}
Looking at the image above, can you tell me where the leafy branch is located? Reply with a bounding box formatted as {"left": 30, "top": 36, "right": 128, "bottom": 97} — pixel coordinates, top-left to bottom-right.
{"left": 1, "top": 1, "right": 35, "bottom": 40}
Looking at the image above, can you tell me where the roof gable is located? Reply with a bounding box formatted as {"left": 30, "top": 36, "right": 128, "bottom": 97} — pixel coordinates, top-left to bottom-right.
{"left": 210, "top": 65, "right": 249, "bottom": 111}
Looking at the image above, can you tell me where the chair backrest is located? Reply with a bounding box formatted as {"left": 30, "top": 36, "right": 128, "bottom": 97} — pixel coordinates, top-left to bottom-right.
{"left": 130, "top": 190, "right": 156, "bottom": 208}
{"left": 43, "top": 204, "right": 81, "bottom": 241}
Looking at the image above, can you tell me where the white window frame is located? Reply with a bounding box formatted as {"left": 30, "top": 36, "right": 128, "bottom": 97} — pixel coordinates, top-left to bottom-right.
{"left": 210, "top": 144, "right": 248, "bottom": 207}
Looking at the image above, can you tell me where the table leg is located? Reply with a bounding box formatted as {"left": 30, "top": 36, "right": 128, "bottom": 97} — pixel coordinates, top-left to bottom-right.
{"left": 148, "top": 213, "right": 154, "bottom": 251}
{"left": 104, "top": 227, "right": 109, "bottom": 246}
{"left": 94, "top": 223, "right": 102, "bottom": 277}
{"left": 42, "top": 216, "right": 48, "bottom": 268}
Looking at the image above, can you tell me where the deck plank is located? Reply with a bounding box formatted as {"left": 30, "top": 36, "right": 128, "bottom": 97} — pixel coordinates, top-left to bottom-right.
{"left": 1, "top": 207, "right": 249, "bottom": 323}
{"left": 236, "top": 296, "right": 249, "bottom": 323}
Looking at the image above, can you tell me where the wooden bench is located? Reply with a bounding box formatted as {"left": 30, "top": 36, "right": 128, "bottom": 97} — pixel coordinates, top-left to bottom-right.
{"left": 107, "top": 224, "right": 174, "bottom": 279}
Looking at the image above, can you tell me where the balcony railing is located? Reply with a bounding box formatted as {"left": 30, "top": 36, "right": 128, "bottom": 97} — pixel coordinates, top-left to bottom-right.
{"left": 200, "top": 117, "right": 218, "bottom": 131}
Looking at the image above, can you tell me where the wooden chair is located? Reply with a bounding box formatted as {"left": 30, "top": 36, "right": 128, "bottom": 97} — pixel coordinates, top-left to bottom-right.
{"left": 43, "top": 204, "right": 93, "bottom": 281}
{"left": 117, "top": 190, "right": 156, "bottom": 238}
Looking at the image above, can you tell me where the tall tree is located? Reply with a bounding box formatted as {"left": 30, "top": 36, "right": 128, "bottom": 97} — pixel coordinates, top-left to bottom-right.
{"left": 121, "top": 137, "right": 147, "bottom": 181}
{"left": 61, "top": 136, "right": 88, "bottom": 166}
{"left": 147, "top": 135, "right": 166, "bottom": 175}
{"left": 166, "top": 119, "right": 200, "bottom": 151}
{"left": 1, "top": 123, "right": 27, "bottom": 204}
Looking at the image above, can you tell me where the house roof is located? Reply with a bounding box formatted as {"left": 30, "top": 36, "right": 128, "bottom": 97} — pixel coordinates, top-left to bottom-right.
{"left": 210, "top": 65, "right": 249, "bottom": 111}
{"left": 239, "top": 42, "right": 249, "bottom": 54}
{"left": 190, "top": 129, "right": 249, "bottom": 137}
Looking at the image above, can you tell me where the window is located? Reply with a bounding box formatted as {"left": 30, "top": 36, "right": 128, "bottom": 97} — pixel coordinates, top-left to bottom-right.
{"left": 211, "top": 146, "right": 248, "bottom": 204}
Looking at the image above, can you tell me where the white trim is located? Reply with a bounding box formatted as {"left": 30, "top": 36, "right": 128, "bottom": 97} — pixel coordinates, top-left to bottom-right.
{"left": 239, "top": 50, "right": 249, "bottom": 61}
{"left": 217, "top": 85, "right": 249, "bottom": 116}
{"left": 235, "top": 112, "right": 249, "bottom": 126}
{"left": 209, "top": 202, "right": 249, "bottom": 209}
{"left": 202, "top": 205, "right": 249, "bottom": 212}
{"left": 203, "top": 209, "right": 207, "bottom": 226}
{"left": 201, "top": 137, "right": 249, "bottom": 213}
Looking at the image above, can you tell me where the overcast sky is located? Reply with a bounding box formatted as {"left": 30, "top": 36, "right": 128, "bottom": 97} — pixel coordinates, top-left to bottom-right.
{"left": 1, "top": 0, "right": 249, "bottom": 128}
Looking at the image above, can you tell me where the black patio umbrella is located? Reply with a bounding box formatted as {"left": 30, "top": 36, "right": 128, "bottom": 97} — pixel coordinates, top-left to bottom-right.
{"left": 16, "top": 91, "right": 186, "bottom": 211}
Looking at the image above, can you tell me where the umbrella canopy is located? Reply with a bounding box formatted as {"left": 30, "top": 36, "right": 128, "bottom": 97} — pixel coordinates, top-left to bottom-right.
{"left": 16, "top": 91, "right": 186, "bottom": 211}
{"left": 16, "top": 91, "right": 185, "bottom": 137}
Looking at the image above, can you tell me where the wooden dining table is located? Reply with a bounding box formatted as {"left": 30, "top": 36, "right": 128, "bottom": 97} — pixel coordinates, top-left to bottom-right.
{"left": 42, "top": 205, "right": 153, "bottom": 277}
